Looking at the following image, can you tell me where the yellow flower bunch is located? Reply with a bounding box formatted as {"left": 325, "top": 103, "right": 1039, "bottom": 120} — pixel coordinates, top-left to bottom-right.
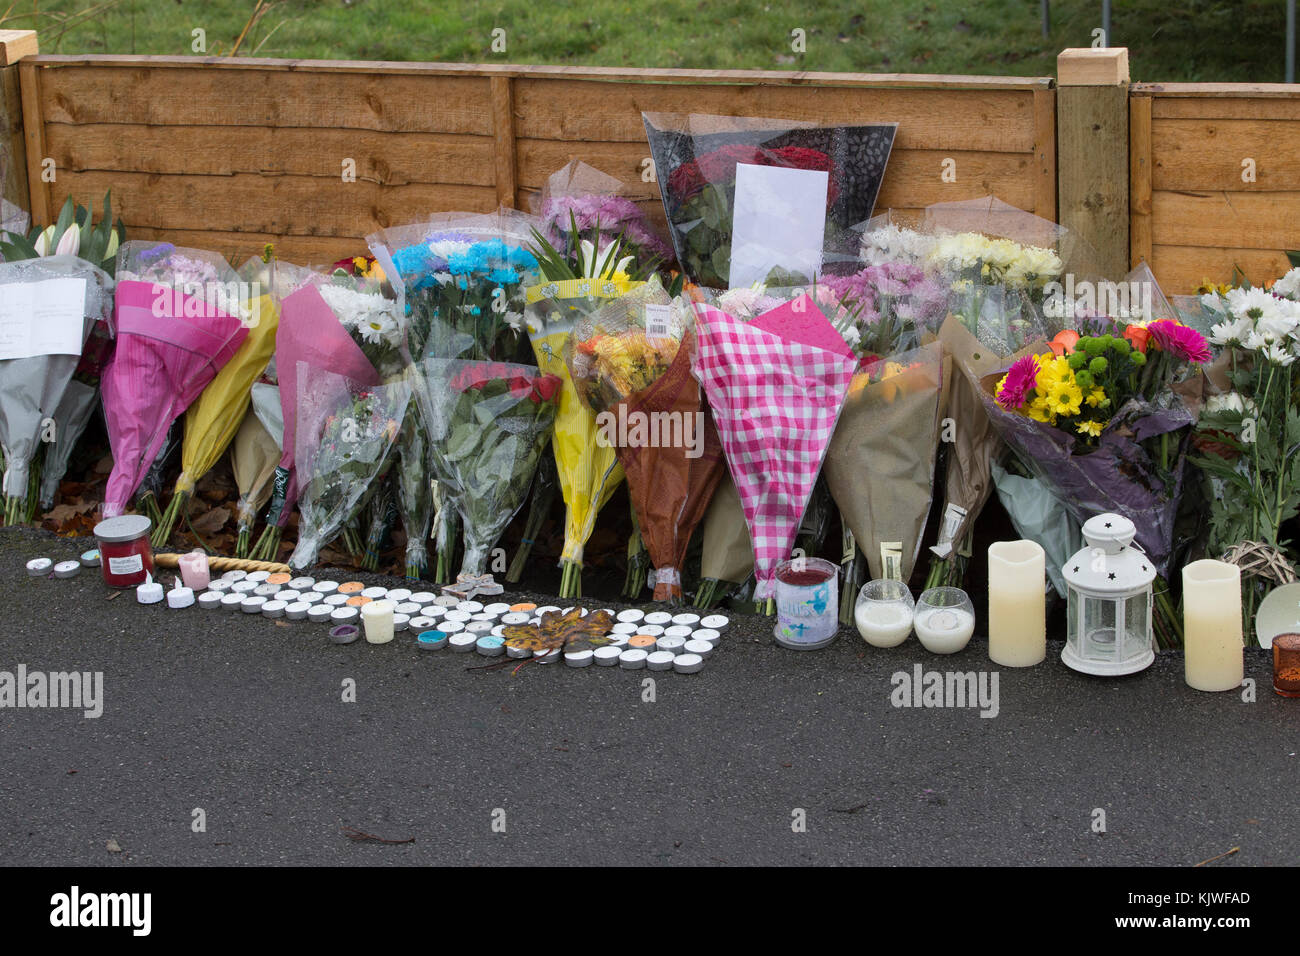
{"left": 588, "top": 329, "right": 677, "bottom": 400}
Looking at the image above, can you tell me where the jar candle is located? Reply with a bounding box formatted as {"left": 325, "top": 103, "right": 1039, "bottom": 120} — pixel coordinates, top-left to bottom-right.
{"left": 1183, "top": 559, "right": 1243, "bottom": 692}
{"left": 93, "top": 514, "right": 155, "bottom": 588}
{"left": 987, "top": 540, "right": 1046, "bottom": 667}
{"left": 1272, "top": 633, "right": 1300, "bottom": 698}
{"left": 361, "top": 600, "right": 395, "bottom": 645}
{"left": 914, "top": 587, "right": 976, "bottom": 655}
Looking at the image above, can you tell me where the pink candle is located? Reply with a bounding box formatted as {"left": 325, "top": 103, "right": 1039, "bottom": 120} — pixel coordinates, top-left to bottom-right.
{"left": 177, "top": 550, "right": 210, "bottom": 591}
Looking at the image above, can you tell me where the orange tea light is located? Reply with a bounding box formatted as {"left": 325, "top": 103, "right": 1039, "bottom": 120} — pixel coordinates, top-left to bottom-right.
{"left": 510, "top": 602, "right": 537, "bottom": 612}
{"left": 339, "top": 581, "right": 365, "bottom": 595}
{"left": 627, "top": 634, "right": 657, "bottom": 650}
{"left": 345, "top": 595, "right": 371, "bottom": 607}
{"left": 267, "top": 573, "right": 292, "bottom": 586}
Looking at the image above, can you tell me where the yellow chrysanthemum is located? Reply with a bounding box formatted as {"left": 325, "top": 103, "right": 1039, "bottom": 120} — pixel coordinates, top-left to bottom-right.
{"left": 1026, "top": 397, "right": 1054, "bottom": 423}
{"left": 1076, "top": 420, "right": 1104, "bottom": 438}
{"left": 1085, "top": 387, "right": 1109, "bottom": 409}
{"left": 1046, "top": 379, "right": 1083, "bottom": 417}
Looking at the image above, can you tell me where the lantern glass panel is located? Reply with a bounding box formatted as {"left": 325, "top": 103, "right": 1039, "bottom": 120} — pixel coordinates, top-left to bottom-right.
{"left": 1123, "top": 592, "right": 1149, "bottom": 658}
{"left": 1067, "top": 587, "right": 1080, "bottom": 652}
{"left": 1083, "top": 595, "right": 1117, "bottom": 658}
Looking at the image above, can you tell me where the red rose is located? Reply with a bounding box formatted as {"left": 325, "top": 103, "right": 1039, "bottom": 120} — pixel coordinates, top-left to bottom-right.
{"left": 532, "top": 374, "right": 562, "bottom": 404}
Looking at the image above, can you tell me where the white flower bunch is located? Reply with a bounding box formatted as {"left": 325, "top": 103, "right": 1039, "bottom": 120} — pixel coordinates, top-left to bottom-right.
{"left": 318, "top": 281, "right": 402, "bottom": 348}
{"left": 926, "top": 232, "right": 1061, "bottom": 291}
{"left": 1205, "top": 284, "right": 1300, "bottom": 362}
{"left": 859, "top": 224, "right": 936, "bottom": 266}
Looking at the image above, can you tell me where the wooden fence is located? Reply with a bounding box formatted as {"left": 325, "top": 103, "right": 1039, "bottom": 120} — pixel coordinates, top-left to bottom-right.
{"left": 5, "top": 51, "right": 1055, "bottom": 268}
{"left": 1131, "top": 82, "right": 1300, "bottom": 292}
{"left": 3, "top": 30, "right": 1300, "bottom": 294}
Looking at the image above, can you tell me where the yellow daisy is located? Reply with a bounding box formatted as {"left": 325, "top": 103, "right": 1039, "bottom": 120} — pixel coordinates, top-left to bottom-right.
{"left": 1076, "top": 420, "right": 1104, "bottom": 438}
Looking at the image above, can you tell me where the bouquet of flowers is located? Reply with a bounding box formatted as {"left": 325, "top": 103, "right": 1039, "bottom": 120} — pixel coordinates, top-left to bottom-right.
{"left": 986, "top": 319, "right": 1211, "bottom": 645}
{"left": 692, "top": 293, "right": 857, "bottom": 611}
{"left": 644, "top": 113, "right": 896, "bottom": 289}
{"left": 419, "top": 358, "right": 560, "bottom": 581}
{"left": 231, "top": 402, "right": 280, "bottom": 558}
{"left": 288, "top": 366, "right": 409, "bottom": 570}
{"left": 567, "top": 280, "right": 725, "bottom": 602}
{"left": 101, "top": 242, "right": 249, "bottom": 518}
{"left": 533, "top": 160, "right": 673, "bottom": 269}
{"left": 1192, "top": 270, "right": 1300, "bottom": 642}
{"left": 0, "top": 255, "right": 112, "bottom": 523}
{"left": 250, "top": 270, "right": 385, "bottom": 561}
{"left": 152, "top": 255, "right": 280, "bottom": 545}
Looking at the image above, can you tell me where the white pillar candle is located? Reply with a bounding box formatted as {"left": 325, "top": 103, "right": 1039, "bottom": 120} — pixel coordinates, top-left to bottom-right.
{"left": 1182, "top": 560, "right": 1243, "bottom": 692}
{"left": 361, "top": 600, "right": 395, "bottom": 645}
{"left": 988, "top": 540, "right": 1046, "bottom": 667}
{"left": 855, "top": 602, "right": 913, "bottom": 647}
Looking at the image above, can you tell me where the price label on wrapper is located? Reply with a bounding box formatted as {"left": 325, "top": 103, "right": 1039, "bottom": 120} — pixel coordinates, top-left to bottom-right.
{"left": 881, "top": 542, "right": 903, "bottom": 582}
{"left": 644, "top": 303, "right": 674, "bottom": 343}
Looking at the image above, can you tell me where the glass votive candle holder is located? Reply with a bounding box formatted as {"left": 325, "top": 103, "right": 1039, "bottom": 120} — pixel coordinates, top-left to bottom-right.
{"left": 854, "top": 579, "right": 914, "bottom": 648}
{"left": 1273, "top": 633, "right": 1300, "bottom": 698}
{"left": 914, "top": 587, "right": 976, "bottom": 654}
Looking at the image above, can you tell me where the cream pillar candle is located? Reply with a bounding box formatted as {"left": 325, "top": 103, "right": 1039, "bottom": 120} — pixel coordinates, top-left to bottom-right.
{"left": 1182, "top": 560, "right": 1243, "bottom": 692}
{"left": 361, "top": 600, "right": 396, "bottom": 645}
{"left": 987, "top": 540, "right": 1046, "bottom": 667}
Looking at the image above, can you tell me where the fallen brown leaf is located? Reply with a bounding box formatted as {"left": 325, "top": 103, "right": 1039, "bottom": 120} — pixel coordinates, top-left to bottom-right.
{"left": 190, "top": 506, "right": 230, "bottom": 535}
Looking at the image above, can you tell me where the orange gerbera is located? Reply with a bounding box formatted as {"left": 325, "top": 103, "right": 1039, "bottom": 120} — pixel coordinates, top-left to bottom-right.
{"left": 1123, "top": 324, "right": 1150, "bottom": 353}
{"left": 1049, "top": 329, "right": 1079, "bottom": 357}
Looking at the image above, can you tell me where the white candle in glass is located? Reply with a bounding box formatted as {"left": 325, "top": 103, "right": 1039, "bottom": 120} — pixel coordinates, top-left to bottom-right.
{"left": 854, "top": 602, "right": 913, "bottom": 647}
{"left": 1182, "top": 560, "right": 1243, "bottom": 692}
{"left": 914, "top": 607, "right": 976, "bottom": 654}
{"left": 361, "top": 600, "right": 396, "bottom": 645}
{"left": 988, "top": 540, "right": 1046, "bottom": 667}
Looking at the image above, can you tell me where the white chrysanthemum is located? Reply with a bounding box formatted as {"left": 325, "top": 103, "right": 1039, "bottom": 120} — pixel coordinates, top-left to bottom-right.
{"left": 1208, "top": 316, "right": 1254, "bottom": 346}
{"left": 859, "top": 224, "right": 936, "bottom": 266}
{"left": 1272, "top": 266, "right": 1300, "bottom": 300}
{"left": 1225, "top": 286, "right": 1284, "bottom": 323}
{"left": 426, "top": 239, "right": 472, "bottom": 260}
{"left": 1264, "top": 341, "right": 1295, "bottom": 366}
{"left": 317, "top": 282, "right": 400, "bottom": 341}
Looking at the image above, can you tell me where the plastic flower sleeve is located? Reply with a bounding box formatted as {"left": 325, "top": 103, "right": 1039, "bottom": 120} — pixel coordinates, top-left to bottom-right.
{"left": 990, "top": 457, "right": 1081, "bottom": 599}
{"left": 0, "top": 255, "right": 111, "bottom": 521}
{"left": 643, "top": 112, "right": 896, "bottom": 289}
{"left": 418, "top": 358, "right": 559, "bottom": 579}
{"left": 102, "top": 242, "right": 249, "bottom": 517}
{"left": 231, "top": 408, "right": 280, "bottom": 556}
{"left": 567, "top": 281, "right": 725, "bottom": 602}
{"left": 287, "top": 366, "right": 409, "bottom": 570}
{"left": 38, "top": 378, "right": 97, "bottom": 510}
{"left": 532, "top": 160, "right": 674, "bottom": 268}
{"left": 824, "top": 341, "right": 945, "bottom": 584}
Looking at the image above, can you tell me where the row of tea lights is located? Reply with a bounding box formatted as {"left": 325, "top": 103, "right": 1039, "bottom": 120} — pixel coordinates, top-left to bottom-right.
{"left": 40, "top": 550, "right": 730, "bottom": 673}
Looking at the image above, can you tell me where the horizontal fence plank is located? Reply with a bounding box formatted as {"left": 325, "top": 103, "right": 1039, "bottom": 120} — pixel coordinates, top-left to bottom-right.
{"left": 516, "top": 139, "right": 1039, "bottom": 210}
{"left": 122, "top": 225, "right": 369, "bottom": 267}
{"left": 513, "top": 78, "right": 1038, "bottom": 152}
{"left": 50, "top": 170, "right": 497, "bottom": 235}
{"left": 29, "top": 54, "right": 1053, "bottom": 89}
{"left": 1150, "top": 242, "right": 1291, "bottom": 293}
{"left": 44, "top": 123, "right": 496, "bottom": 186}
{"left": 1148, "top": 95, "right": 1300, "bottom": 121}
{"left": 1151, "top": 117, "right": 1300, "bottom": 191}
{"left": 1149, "top": 190, "right": 1300, "bottom": 252}
{"left": 37, "top": 65, "right": 494, "bottom": 134}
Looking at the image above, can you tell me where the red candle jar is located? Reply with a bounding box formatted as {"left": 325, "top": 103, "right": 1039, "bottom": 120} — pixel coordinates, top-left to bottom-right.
{"left": 93, "top": 514, "right": 155, "bottom": 588}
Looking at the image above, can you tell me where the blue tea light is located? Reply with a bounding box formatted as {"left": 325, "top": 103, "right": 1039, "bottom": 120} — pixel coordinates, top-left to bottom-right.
{"left": 416, "top": 631, "right": 448, "bottom": 651}
{"left": 475, "top": 635, "right": 505, "bottom": 657}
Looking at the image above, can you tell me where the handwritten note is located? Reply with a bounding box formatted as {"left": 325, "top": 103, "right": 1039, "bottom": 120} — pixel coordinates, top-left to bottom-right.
{"left": 0, "top": 278, "right": 86, "bottom": 360}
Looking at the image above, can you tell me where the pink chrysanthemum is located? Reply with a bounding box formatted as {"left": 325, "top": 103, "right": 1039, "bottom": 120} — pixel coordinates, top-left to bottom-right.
{"left": 996, "top": 353, "right": 1040, "bottom": 409}
{"left": 1147, "top": 319, "right": 1210, "bottom": 363}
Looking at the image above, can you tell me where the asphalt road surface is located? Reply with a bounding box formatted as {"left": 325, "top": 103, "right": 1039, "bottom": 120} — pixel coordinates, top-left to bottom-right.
{"left": 0, "top": 527, "right": 1293, "bottom": 867}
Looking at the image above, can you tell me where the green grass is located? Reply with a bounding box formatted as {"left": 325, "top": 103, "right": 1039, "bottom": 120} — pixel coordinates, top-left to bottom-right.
{"left": 5, "top": 0, "right": 1295, "bottom": 82}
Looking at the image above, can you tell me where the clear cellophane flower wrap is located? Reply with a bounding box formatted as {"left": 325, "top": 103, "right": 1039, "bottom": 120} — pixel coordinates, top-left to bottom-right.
{"left": 103, "top": 242, "right": 249, "bottom": 518}
{"left": 287, "top": 365, "right": 409, "bottom": 570}
{"left": 153, "top": 256, "right": 281, "bottom": 545}
{"left": 250, "top": 264, "right": 384, "bottom": 562}
{"left": 691, "top": 293, "right": 857, "bottom": 611}
{"left": 990, "top": 455, "right": 1081, "bottom": 598}
{"left": 566, "top": 280, "right": 725, "bottom": 603}
{"left": 532, "top": 159, "right": 674, "bottom": 270}
{"left": 642, "top": 112, "right": 897, "bottom": 289}
{"left": 418, "top": 357, "right": 560, "bottom": 579}
{"left": 0, "top": 255, "right": 111, "bottom": 523}
{"left": 369, "top": 208, "right": 540, "bottom": 363}
{"left": 824, "top": 342, "right": 944, "bottom": 621}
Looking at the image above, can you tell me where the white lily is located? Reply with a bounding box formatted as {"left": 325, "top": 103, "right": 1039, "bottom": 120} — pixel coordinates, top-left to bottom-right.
{"left": 54, "top": 226, "right": 80, "bottom": 257}
{"left": 578, "top": 239, "right": 633, "bottom": 279}
{"left": 33, "top": 225, "right": 56, "bottom": 257}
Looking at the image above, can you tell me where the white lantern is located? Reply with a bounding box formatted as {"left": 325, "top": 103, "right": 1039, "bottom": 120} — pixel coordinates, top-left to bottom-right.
{"left": 1061, "top": 513, "right": 1155, "bottom": 676}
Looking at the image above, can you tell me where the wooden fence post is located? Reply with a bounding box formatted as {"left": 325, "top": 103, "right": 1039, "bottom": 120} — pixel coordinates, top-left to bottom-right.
{"left": 490, "top": 75, "right": 518, "bottom": 210}
{"left": 1057, "top": 47, "right": 1129, "bottom": 277}
{"left": 0, "top": 30, "right": 37, "bottom": 215}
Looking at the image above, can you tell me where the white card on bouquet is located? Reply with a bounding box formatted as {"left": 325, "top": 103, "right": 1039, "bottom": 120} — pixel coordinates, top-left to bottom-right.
{"left": 727, "top": 163, "right": 828, "bottom": 289}
{"left": 0, "top": 277, "right": 86, "bottom": 359}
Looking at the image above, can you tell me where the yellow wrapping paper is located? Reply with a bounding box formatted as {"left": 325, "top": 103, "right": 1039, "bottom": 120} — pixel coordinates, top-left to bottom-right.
{"left": 176, "top": 290, "right": 281, "bottom": 495}
{"left": 530, "top": 324, "right": 623, "bottom": 569}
